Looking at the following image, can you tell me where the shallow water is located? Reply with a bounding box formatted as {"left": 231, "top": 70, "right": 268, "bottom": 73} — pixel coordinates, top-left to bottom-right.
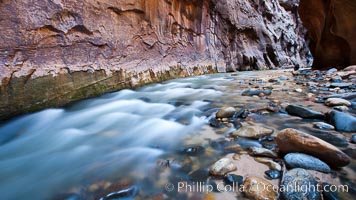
{"left": 0, "top": 70, "right": 354, "bottom": 200}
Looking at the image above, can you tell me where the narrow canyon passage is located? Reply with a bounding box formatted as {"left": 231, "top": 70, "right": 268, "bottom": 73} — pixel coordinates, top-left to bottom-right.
{"left": 0, "top": 69, "right": 355, "bottom": 200}
{"left": 1, "top": 0, "right": 356, "bottom": 200}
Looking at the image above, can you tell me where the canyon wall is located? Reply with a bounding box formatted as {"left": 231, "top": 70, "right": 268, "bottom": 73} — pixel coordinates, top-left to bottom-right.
{"left": 0, "top": 0, "right": 308, "bottom": 120}
{"left": 299, "top": 0, "right": 356, "bottom": 69}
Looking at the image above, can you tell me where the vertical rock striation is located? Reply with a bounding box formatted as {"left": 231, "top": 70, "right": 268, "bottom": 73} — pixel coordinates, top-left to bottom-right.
{"left": 0, "top": 0, "right": 308, "bottom": 119}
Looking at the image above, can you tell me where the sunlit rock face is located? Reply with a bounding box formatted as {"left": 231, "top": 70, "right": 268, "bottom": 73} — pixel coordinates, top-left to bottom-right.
{"left": 299, "top": 0, "right": 356, "bottom": 69}
{"left": 0, "top": 0, "right": 308, "bottom": 119}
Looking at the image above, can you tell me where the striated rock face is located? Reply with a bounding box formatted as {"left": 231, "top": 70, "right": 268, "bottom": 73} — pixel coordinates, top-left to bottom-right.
{"left": 0, "top": 0, "right": 308, "bottom": 119}
{"left": 299, "top": 0, "right": 356, "bottom": 69}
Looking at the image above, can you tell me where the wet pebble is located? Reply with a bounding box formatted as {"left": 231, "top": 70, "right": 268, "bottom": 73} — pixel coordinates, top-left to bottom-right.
{"left": 231, "top": 125, "right": 273, "bottom": 139}
{"left": 224, "top": 174, "right": 244, "bottom": 185}
{"left": 313, "top": 122, "right": 335, "bottom": 130}
{"left": 248, "top": 147, "right": 278, "bottom": 158}
{"left": 325, "top": 98, "right": 351, "bottom": 107}
{"left": 209, "top": 158, "right": 237, "bottom": 176}
{"left": 326, "top": 110, "right": 356, "bottom": 132}
{"left": 216, "top": 107, "right": 236, "bottom": 118}
{"left": 264, "top": 170, "right": 280, "bottom": 180}
{"left": 242, "top": 89, "right": 272, "bottom": 96}
{"left": 259, "top": 136, "right": 277, "bottom": 150}
{"left": 284, "top": 153, "right": 331, "bottom": 173}
{"left": 209, "top": 118, "right": 225, "bottom": 128}
{"left": 179, "top": 145, "right": 205, "bottom": 156}
{"left": 281, "top": 168, "right": 321, "bottom": 200}
{"left": 286, "top": 105, "right": 324, "bottom": 119}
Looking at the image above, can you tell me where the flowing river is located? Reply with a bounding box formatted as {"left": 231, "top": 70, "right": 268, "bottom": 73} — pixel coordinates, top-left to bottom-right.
{"left": 0, "top": 70, "right": 355, "bottom": 200}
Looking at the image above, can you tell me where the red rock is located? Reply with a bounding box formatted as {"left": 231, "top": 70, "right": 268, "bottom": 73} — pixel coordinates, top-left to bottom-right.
{"left": 276, "top": 128, "right": 350, "bottom": 168}
{"left": 299, "top": 0, "right": 356, "bottom": 69}
{"left": 0, "top": 0, "right": 308, "bottom": 119}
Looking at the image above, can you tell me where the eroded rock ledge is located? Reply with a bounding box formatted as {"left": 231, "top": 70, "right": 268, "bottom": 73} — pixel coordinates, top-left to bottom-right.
{"left": 0, "top": 0, "right": 308, "bottom": 119}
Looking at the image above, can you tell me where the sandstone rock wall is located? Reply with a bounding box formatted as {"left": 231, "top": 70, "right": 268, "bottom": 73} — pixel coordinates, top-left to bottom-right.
{"left": 0, "top": 0, "right": 308, "bottom": 119}
{"left": 299, "top": 0, "right": 356, "bottom": 69}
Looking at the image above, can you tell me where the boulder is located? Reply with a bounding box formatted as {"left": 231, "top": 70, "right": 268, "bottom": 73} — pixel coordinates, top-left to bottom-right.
{"left": 276, "top": 128, "right": 350, "bottom": 168}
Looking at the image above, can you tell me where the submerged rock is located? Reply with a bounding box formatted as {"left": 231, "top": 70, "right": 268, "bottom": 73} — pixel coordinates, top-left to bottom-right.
{"left": 169, "top": 157, "right": 193, "bottom": 172}
{"left": 210, "top": 138, "right": 231, "bottom": 151}
{"left": 189, "top": 169, "right": 210, "bottom": 182}
{"left": 286, "top": 105, "right": 324, "bottom": 119}
{"left": 224, "top": 174, "right": 244, "bottom": 185}
{"left": 276, "top": 128, "right": 350, "bottom": 168}
{"left": 325, "top": 98, "right": 351, "bottom": 107}
{"left": 313, "top": 122, "right": 335, "bottom": 130}
{"left": 326, "top": 110, "right": 356, "bottom": 132}
{"left": 210, "top": 158, "right": 237, "bottom": 176}
{"left": 248, "top": 147, "right": 278, "bottom": 158}
{"left": 284, "top": 153, "right": 331, "bottom": 173}
{"left": 264, "top": 170, "right": 281, "bottom": 180}
{"left": 231, "top": 126, "right": 273, "bottom": 139}
{"left": 209, "top": 118, "right": 225, "bottom": 128}
{"left": 178, "top": 145, "right": 205, "bottom": 156}
{"left": 243, "top": 177, "right": 277, "bottom": 200}
{"left": 281, "top": 168, "right": 321, "bottom": 200}
{"left": 254, "top": 157, "right": 281, "bottom": 171}
{"left": 216, "top": 107, "right": 236, "bottom": 118}
{"left": 242, "top": 89, "right": 272, "bottom": 96}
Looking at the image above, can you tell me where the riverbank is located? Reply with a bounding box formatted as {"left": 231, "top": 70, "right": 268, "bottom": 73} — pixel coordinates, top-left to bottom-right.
{"left": 0, "top": 68, "right": 355, "bottom": 200}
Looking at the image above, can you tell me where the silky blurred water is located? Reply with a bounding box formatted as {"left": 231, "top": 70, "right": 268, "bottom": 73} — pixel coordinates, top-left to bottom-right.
{"left": 0, "top": 74, "right": 233, "bottom": 200}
